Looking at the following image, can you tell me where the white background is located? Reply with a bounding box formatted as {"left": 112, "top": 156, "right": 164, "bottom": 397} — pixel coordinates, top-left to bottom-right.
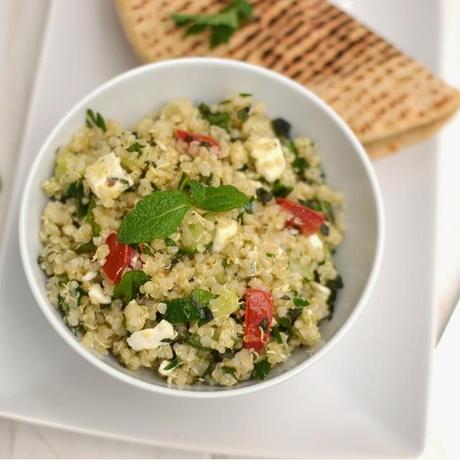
{"left": 0, "top": 0, "right": 459, "bottom": 458}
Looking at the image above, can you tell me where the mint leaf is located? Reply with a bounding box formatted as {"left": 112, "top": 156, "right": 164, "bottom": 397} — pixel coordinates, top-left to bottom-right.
{"left": 113, "top": 270, "right": 150, "bottom": 305}
{"left": 118, "top": 191, "right": 190, "bottom": 244}
{"left": 188, "top": 180, "right": 248, "bottom": 212}
{"left": 252, "top": 359, "right": 271, "bottom": 380}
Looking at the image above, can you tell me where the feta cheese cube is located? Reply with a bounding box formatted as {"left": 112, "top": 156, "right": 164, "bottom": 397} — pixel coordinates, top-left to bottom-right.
{"left": 88, "top": 284, "right": 111, "bottom": 305}
{"left": 213, "top": 220, "right": 238, "bottom": 252}
{"left": 307, "top": 234, "right": 323, "bottom": 250}
{"left": 85, "top": 152, "right": 133, "bottom": 207}
{"left": 127, "top": 320, "right": 177, "bottom": 351}
{"left": 249, "top": 137, "right": 286, "bottom": 182}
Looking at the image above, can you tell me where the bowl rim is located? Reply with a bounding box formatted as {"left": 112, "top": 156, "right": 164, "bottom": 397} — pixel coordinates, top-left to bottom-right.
{"left": 19, "top": 57, "right": 385, "bottom": 398}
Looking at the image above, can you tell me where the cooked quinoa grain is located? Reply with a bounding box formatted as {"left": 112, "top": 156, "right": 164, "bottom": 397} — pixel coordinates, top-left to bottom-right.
{"left": 39, "top": 95, "right": 344, "bottom": 387}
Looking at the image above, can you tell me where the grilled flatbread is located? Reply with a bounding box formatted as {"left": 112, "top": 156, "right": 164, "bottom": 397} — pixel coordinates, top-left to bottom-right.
{"left": 115, "top": 0, "right": 460, "bottom": 156}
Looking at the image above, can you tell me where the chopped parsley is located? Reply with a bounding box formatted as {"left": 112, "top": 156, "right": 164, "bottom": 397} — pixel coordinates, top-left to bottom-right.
{"left": 199, "top": 103, "right": 231, "bottom": 131}
{"left": 171, "top": 0, "right": 254, "bottom": 48}
{"left": 164, "top": 357, "right": 180, "bottom": 371}
{"left": 222, "top": 366, "right": 237, "bottom": 378}
{"left": 127, "top": 142, "right": 144, "bottom": 155}
{"left": 325, "top": 275, "right": 344, "bottom": 319}
{"left": 74, "top": 240, "right": 96, "bottom": 254}
{"left": 237, "top": 107, "right": 250, "bottom": 122}
{"left": 299, "top": 198, "right": 335, "bottom": 223}
{"left": 272, "top": 118, "right": 292, "bottom": 138}
{"left": 293, "top": 297, "right": 309, "bottom": 308}
{"left": 85, "top": 109, "right": 107, "bottom": 132}
{"left": 271, "top": 326, "right": 283, "bottom": 344}
{"left": 272, "top": 180, "right": 293, "bottom": 198}
{"left": 164, "top": 288, "right": 214, "bottom": 325}
{"left": 113, "top": 270, "right": 150, "bottom": 305}
{"left": 252, "top": 359, "right": 271, "bottom": 380}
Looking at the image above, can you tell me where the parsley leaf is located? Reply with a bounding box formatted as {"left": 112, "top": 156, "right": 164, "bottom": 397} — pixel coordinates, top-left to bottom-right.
{"left": 299, "top": 198, "right": 335, "bottom": 223}
{"left": 118, "top": 191, "right": 190, "bottom": 244}
{"left": 237, "top": 107, "right": 250, "bottom": 122}
{"left": 171, "top": 0, "right": 254, "bottom": 48}
{"left": 293, "top": 297, "right": 309, "bottom": 308}
{"left": 199, "top": 103, "right": 231, "bottom": 131}
{"left": 325, "top": 275, "right": 344, "bottom": 319}
{"left": 164, "top": 357, "right": 180, "bottom": 371}
{"left": 164, "top": 288, "right": 214, "bottom": 324}
{"left": 127, "top": 142, "right": 144, "bottom": 155}
{"left": 61, "top": 181, "right": 89, "bottom": 220}
{"left": 272, "top": 118, "right": 291, "bottom": 138}
{"left": 222, "top": 366, "right": 237, "bottom": 378}
{"left": 272, "top": 180, "right": 293, "bottom": 198}
{"left": 86, "top": 109, "right": 107, "bottom": 132}
{"left": 252, "top": 359, "right": 271, "bottom": 380}
{"left": 164, "top": 237, "right": 176, "bottom": 247}
{"left": 113, "top": 270, "right": 150, "bottom": 305}
{"left": 74, "top": 240, "right": 96, "bottom": 254}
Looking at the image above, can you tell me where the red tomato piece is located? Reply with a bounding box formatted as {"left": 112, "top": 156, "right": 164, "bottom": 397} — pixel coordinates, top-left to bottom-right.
{"left": 276, "top": 198, "right": 325, "bottom": 235}
{"left": 243, "top": 289, "right": 274, "bottom": 352}
{"left": 175, "top": 129, "right": 221, "bottom": 155}
{"left": 102, "top": 232, "right": 139, "bottom": 284}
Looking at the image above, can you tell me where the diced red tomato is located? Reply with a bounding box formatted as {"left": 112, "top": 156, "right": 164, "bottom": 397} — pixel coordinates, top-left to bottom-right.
{"left": 102, "top": 232, "right": 139, "bottom": 284}
{"left": 276, "top": 198, "right": 325, "bottom": 235}
{"left": 243, "top": 289, "right": 274, "bottom": 352}
{"left": 175, "top": 129, "right": 221, "bottom": 155}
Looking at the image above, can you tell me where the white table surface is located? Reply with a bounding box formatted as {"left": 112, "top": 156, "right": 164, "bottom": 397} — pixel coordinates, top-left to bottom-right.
{"left": 1, "top": 0, "right": 459, "bottom": 458}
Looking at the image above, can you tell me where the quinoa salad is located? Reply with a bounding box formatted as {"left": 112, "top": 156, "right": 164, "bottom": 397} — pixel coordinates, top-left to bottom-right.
{"left": 39, "top": 94, "right": 344, "bottom": 387}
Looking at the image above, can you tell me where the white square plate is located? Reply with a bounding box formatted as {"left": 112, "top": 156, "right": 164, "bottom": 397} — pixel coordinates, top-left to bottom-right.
{"left": 0, "top": 0, "right": 436, "bottom": 457}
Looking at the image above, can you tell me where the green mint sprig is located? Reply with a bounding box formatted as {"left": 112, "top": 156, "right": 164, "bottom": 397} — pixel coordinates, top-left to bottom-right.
{"left": 118, "top": 182, "right": 248, "bottom": 244}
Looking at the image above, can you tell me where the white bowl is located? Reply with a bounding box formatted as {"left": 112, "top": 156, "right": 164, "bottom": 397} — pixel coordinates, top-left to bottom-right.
{"left": 19, "top": 58, "right": 384, "bottom": 398}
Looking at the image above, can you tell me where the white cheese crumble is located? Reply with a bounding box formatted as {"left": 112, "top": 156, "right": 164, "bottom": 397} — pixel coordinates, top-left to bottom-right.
{"left": 249, "top": 137, "right": 286, "bottom": 182}
{"left": 88, "top": 284, "right": 111, "bottom": 305}
{"left": 307, "top": 234, "right": 323, "bottom": 250}
{"left": 213, "top": 220, "right": 238, "bottom": 252}
{"left": 85, "top": 152, "right": 133, "bottom": 207}
{"left": 127, "top": 320, "right": 177, "bottom": 351}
